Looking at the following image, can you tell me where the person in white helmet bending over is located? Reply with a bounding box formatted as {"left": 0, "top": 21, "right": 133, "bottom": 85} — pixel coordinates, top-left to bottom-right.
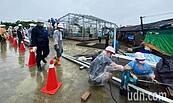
{"left": 126, "top": 52, "right": 156, "bottom": 81}
{"left": 88, "top": 46, "right": 125, "bottom": 86}
{"left": 119, "top": 52, "right": 157, "bottom": 96}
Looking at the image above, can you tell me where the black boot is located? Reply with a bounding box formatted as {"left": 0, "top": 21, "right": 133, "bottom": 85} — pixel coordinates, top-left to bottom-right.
{"left": 42, "top": 59, "right": 47, "bottom": 64}
{"left": 119, "top": 86, "right": 127, "bottom": 96}
{"left": 37, "top": 66, "right": 42, "bottom": 71}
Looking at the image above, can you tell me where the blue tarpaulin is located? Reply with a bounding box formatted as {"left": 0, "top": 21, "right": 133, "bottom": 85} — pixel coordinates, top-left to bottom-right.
{"left": 125, "top": 53, "right": 161, "bottom": 63}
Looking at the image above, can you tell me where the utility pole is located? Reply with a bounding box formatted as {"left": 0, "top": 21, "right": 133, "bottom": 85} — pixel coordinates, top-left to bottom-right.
{"left": 140, "top": 16, "right": 144, "bottom": 36}
{"left": 82, "top": 16, "right": 85, "bottom": 39}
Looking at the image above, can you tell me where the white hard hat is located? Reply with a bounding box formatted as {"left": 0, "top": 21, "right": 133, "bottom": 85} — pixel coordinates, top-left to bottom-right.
{"left": 0, "top": 24, "right": 6, "bottom": 27}
{"left": 37, "top": 17, "right": 44, "bottom": 23}
{"left": 18, "top": 24, "right": 22, "bottom": 27}
{"left": 135, "top": 52, "right": 145, "bottom": 60}
{"left": 105, "top": 46, "right": 115, "bottom": 54}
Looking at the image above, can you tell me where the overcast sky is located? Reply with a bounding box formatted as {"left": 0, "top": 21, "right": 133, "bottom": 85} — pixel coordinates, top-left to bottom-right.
{"left": 0, "top": 0, "right": 173, "bottom": 26}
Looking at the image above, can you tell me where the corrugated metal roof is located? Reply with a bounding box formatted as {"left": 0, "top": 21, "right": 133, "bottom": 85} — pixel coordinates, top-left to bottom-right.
{"left": 117, "top": 18, "right": 173, "bottom": 32}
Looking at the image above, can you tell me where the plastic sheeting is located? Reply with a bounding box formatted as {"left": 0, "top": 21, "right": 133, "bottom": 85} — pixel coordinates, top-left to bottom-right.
{"left": 156, "top": 56, "right": 173, "bottom": 89}
{"left": 125, "top": 53, "right": 161, "bottom": 63}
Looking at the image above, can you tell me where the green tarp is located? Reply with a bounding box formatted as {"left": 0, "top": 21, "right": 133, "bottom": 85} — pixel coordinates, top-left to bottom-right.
{"left": 144, "top": 29, "right": 173, "bottom": 55}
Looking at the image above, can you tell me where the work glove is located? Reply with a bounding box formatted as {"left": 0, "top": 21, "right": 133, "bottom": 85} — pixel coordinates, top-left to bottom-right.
{"left": 33, "top": 46, "right": 37, "bottom": 52}
{"left": 114, "top": 64, "right": 124, "bottom": 71}
{"left": 131, "top": 74, "right": 138, "bottom": 80}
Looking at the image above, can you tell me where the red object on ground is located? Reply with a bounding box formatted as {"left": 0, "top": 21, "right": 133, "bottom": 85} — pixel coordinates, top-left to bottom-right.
{"left": 19, "top": 41, "right": 26, "bottom": 52}
{"left": 40, "top": 60, "right": 62, "bottom": 95}
{"left": 10, "top": 37, "right": 13, "bottom": 43}
{"left": 26, "top": 47, "right": 37, "bottom": 67}
{"left": 13, "top": 38, "right": 18, "bottom": 47}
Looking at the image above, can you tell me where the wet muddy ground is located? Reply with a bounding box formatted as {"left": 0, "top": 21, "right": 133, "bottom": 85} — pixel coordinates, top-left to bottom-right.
{"left": 0, "top": 39, "right": 160, "bottom": 103}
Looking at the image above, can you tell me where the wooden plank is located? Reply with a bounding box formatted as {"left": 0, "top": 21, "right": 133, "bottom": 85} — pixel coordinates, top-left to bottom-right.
{"left": 81, "top": 91, "right": 91, "bottom": 101}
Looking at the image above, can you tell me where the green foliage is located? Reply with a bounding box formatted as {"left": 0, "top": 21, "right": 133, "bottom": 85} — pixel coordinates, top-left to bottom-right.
{"left": 1, "top": 20, "right": 36, "bottom": 28}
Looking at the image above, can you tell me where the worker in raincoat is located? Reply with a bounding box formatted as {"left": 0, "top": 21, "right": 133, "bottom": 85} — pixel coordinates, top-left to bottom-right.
{"left": 88, "top": 46, "right": 124, "bottom": 86}
{"left": 53, "top": 25, "right": 63, "bottom": 66}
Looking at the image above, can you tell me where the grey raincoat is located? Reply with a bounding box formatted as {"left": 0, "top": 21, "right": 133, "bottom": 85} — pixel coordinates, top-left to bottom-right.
{"left": 53, "top": 30, "right": 63, "bottom": 57}
{"left": 88, "top": 51, "right": 115, "bottom": 85}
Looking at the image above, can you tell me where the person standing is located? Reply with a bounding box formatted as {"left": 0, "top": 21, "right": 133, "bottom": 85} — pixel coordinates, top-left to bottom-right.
{"left": 98, "top": 30, "right": 102, "bottom": 43}
{"left": 51, "top": 17, "right": 56, "bottom": 30}
{"left": 105, "top": 29, "right": 110, "bottom": 48}
{"left": 110, "top": 30, "right": 114, "bottom": 39}
{"left": 30, "top": 17, "right": 50, "bottom": 70}
{"left": 7, "top": 26, "right": 13, "bottom": 38}
{"left": 28, "top": 23, "right": 35, "bottom": 43}
{"left": 53, "top": 26, "right": 63, "bottom": 66}
{"left": 17, "top": 24, "right": 24, "bottom": 46}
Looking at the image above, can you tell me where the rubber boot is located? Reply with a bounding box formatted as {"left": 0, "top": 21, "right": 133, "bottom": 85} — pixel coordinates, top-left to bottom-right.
{"left": 53, "top": 56, "right": 57, "bottom": 64}
{"left": 57, "top": 58, "right": 61, "bottom": 66}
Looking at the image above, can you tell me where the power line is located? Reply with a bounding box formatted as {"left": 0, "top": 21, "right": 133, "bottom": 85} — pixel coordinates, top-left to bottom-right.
{"left": 142, "top": 11, "right": 173, "bottom": 18}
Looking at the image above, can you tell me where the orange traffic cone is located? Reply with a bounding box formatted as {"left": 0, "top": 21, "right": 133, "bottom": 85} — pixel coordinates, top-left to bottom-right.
{"left": 26, "top": 47, "right": 37, "bottom": 67}
{"left": 40, "top": 60, "right": 62, "bottom": 95}
{"left": 13, "top": 38, "right": 18, "bottom": 47}
{"left": 19, "top": 41, "right": 26, "bottom": 52}
{"left": 10, "top": 37, "right": 13, "bottom": 43}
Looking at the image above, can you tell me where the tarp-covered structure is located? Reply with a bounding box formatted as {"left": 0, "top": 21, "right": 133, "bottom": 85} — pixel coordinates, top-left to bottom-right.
{"left": 141, "top": 29, "right": 173, "bottom": 56}
{"left": 117, "top": 18, "right": 173, "bottom": 46}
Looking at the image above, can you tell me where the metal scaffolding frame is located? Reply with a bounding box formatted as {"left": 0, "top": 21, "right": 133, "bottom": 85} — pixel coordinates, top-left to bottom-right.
{"left": 58, "top": 13, "right": 118, "bottom": 40}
